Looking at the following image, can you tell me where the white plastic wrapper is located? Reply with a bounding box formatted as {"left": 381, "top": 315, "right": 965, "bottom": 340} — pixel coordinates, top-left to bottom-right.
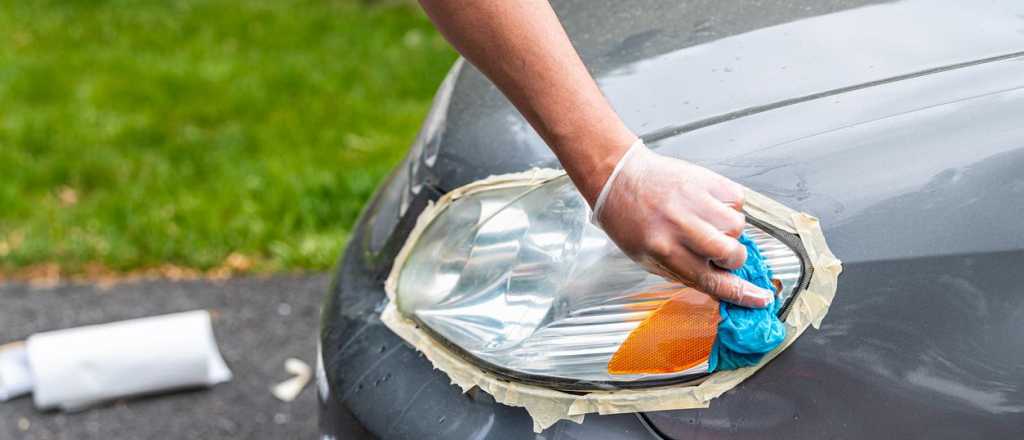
{"left": 21, "top": 310, "right": 232, "bottom": 410}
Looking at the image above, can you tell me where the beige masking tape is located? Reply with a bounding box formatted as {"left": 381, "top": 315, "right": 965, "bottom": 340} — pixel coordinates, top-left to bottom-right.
{"left": 382, "top": 169, "right": 842, "bottom": 432}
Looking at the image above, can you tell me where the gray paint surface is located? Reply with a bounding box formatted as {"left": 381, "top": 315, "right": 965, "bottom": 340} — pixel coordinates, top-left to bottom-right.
{"left": 321, "top": 0, "right": 1024, "bottom": 438}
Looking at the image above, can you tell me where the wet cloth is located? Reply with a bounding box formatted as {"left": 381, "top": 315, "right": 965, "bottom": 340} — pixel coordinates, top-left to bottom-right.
{"left": 708, "top": 233, "right": 787, "bottom": 371}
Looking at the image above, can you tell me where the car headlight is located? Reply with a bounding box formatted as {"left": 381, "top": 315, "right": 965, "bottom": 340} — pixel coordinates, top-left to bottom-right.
{"left": 393, "top": 174, "right": 806, "bottom": 388}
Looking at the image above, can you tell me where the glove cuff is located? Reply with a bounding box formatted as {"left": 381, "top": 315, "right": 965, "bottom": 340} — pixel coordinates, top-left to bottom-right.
{"left": 591, "top": 138, "right": 645, "bottom": 227}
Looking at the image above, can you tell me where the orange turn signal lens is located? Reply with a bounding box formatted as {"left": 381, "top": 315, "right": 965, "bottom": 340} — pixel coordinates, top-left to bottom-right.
{"left": 607, "top": 286, "right": 720, "bottom": 375}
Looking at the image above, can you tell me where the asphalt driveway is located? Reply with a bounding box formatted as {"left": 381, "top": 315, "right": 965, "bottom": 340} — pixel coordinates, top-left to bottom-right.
{"left": 0, "top": 275, "right": 327, "bottom": 439}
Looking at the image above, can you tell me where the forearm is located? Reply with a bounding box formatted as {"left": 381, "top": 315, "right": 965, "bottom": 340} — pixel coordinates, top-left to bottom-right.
{"left": 418, "top": 0, "right": 635, "bottom": 204}
{"left": 418, "top": 1, "right": 771, "bottom": 307}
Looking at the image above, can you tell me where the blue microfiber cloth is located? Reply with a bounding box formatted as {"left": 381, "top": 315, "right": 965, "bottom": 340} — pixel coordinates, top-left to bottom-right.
{"left": 707, "top": 233, "right": 787, "bottom": 371}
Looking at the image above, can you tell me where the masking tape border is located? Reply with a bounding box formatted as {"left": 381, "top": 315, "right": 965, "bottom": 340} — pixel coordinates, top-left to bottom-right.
{"left": 382, "top": 168, "right": 842, "bottom": 433}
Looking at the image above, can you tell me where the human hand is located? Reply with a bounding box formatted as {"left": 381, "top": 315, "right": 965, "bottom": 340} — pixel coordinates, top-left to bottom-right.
{"left": 591, "top": 140, "right": 775, "bottom": 308}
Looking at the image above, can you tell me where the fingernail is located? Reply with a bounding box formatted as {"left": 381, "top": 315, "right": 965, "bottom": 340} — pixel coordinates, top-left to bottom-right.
{"left": 713, "top": 254, "right": 745, "bottom": 270}
{"left": 744, "top": 285, "right": 774, "bottom": 308}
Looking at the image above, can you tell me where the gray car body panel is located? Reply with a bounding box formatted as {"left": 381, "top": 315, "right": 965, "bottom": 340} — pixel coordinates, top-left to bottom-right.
{"left": 320, "top": 1, "right": 1024, "bottom": 438}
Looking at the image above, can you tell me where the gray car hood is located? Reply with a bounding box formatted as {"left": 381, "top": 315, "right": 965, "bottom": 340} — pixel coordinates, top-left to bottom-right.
{"left": 401, "top": 0, "right": 1024, "bottom": 437}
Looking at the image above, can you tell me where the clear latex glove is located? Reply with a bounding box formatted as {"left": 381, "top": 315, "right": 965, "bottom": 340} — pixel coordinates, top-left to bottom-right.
{"left": 592, "top": 139, "right": 775, "bottom": 308}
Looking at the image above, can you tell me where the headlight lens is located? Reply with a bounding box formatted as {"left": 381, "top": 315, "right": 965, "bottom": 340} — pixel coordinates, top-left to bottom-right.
{"left": 395, "top": 175, "right": 803, "bottom": 386}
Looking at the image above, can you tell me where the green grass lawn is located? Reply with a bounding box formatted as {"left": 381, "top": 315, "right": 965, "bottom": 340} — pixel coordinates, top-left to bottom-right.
{"left": 0, "top": 0, "right": 457, "bottom": 275}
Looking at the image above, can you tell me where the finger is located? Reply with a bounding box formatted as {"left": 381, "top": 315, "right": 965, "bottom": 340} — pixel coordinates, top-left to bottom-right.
{"left": 653, "top": 246, "right": 773, "bottom": 308}
{"left": 671, "top": 215, "right": 747, "bottom": 270}
{"left": 708, "top": 180, "right": 745, "bottom": 212}
{"left": 697, "top": 192, "right": 746, "bottom": 238}
{"left": 696, "top": 268, "right": 774, "bottom": 308}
